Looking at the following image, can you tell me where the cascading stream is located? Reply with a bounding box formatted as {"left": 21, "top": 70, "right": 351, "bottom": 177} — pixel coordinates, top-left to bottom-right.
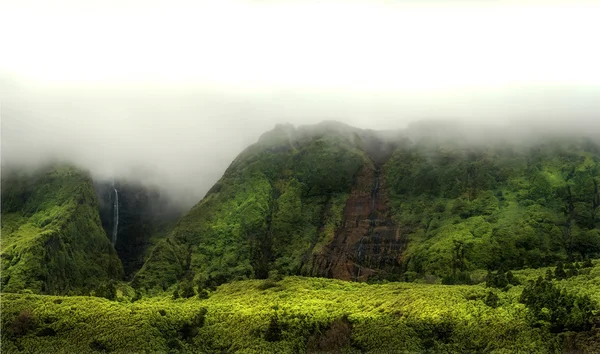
{"left": 112, "top": 188, "right": 119, "bottom": 246}
{"left": 357, "top": 166, "right": 381, "bottom": 280}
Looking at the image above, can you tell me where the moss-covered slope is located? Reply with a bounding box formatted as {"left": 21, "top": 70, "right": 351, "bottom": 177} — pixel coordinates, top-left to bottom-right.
{"left": 135, "top": 122, "right": 600, "bottom": 291}
{"left": 1, "top": 165, "right": 123, "bottom": 294}
{"left": 386, "top": 136, "right": 600, "bottom": 282}
{"left": 134, "top": 122, "right": 391, "bottom": 290}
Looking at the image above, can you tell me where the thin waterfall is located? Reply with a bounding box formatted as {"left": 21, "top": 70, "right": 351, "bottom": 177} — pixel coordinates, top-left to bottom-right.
{"left": 112, "top": 188, "right": 119, "bottom": 246}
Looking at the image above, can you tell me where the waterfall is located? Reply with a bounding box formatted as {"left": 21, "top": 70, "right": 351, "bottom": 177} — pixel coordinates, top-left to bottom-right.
{"left": 112, "top": 188, "right": 119, "bottom": 246}
{"left": 356, "top": 236, "right": 365, "bottom": 280}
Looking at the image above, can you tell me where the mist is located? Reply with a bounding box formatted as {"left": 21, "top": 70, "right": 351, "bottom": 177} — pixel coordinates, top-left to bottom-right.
{"left": 1, "top": 0, "right": 600, "bottom": 209}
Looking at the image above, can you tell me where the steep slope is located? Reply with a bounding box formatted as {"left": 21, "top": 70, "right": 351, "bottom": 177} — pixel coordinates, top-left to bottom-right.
{"left": 1, "top": 165, "right": 123, "bottom": 294}
{"left": 95, "top": 181, "right": 183, "bottom": 278}
{"left": 134, "top": 122, "right": 402, "bottom": 291}
{"left": 135, "top": 121, "right": 600, "bottom": 291}
{"left": 305, "top": 162, "right": 408, "bottom": 281}
{"left": 387, "top": 135, "right": 600, "bottom": 282}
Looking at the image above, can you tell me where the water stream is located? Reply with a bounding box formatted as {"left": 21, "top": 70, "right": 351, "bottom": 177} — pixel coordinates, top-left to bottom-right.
{"left": 112, "top": 187, "right": 119, "bottom": 246}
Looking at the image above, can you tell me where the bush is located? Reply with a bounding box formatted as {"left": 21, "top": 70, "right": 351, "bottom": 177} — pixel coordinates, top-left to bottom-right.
{"left": 486, "top": 269, "right": 520, "bottom": 290}
{"left": 520, "top": 277, "right": 596, "bottom": 332}
{"left": 264, "top": 316, "right": 283, "bottom": 342}
{"left": 484, "top": 291, "right": 500, "bottom": 308}
{"left": 197, "top": 288, "right": 210, "bottom": 299}
{"left": 95, "top": 282, "right": 117, "bottom": 301}
{"left": 179, "top": 308, "right": 208, "bottom": 342}
{"left": 307, "top": 317, "right": 352, "bottom": 352}
{"left": 258, "top": 279, "right": 279, "bottom": 291}
{"left": 442, "top": 271, "right": 472, "bottom": 285}
{"left": 9, "top": 310, "right": 37, "bottom": 337}
{"left": 179, "top": 281, "right": 195, "bottom": 298}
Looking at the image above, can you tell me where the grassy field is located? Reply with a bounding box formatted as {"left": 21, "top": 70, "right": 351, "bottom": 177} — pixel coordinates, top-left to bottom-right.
{"left": 3, "top": 262, "right": 599, "bottom": 353}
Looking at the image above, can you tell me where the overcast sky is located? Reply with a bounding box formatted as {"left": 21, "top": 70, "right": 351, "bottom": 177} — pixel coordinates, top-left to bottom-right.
{"left": 1, "top": 0, "right": 599, "bottom": 208}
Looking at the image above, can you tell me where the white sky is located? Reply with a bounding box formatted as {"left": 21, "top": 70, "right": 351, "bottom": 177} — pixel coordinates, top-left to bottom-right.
{"left": 2, "top": 0, "right": 600, "bottom": 92}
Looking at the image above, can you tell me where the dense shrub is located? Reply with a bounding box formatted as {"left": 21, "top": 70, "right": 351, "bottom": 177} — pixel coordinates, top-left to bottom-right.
{"left": 486, "top": 269, "right": 520, "bottom": 290}
{"left": 9, "top": 310, "right": 37, "bottom": 337}
{"left": 520, "top": 277, "right": 596, "bottom": 332}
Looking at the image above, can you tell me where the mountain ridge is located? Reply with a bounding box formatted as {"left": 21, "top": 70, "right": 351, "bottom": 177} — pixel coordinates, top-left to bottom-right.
{"left": 134, "top": 121, "right": 600, "bottom": 292}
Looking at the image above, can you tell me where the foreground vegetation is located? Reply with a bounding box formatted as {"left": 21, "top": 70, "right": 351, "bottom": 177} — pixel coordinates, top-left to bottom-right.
{"left": 3, "top": 261, "right": 600, "bottom": 353}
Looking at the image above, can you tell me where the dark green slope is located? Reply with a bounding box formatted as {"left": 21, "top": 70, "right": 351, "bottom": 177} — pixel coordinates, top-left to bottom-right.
{"left": 135, "top": 122, "right": 600, "bottom": 292}
{"left": 95, "top": 180, "right": 183, "bottom": 278}
{"left": 386, "top": 136, "right": 600, "bottom": 282}
{"left": 1, "top": 165, "right": 123, "bottom": 294}
{"left": 134, "top": 122, "right": 386, "bottom": 291}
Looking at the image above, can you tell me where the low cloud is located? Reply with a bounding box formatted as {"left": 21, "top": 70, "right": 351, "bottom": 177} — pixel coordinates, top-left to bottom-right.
{"left": 1, "top": 0, "right": 599, "bottom": 209}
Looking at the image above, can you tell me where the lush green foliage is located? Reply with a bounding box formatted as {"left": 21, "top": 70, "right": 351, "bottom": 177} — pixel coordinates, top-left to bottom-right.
{"left": 3, "top": 262, "right": 600, "bottom": 353}
{"left": 2, "top": 123, "right": 600, "bottom": 352}
{"left": 135, "top": 123, "right": 600, "bottom": 291}
{"left": 135, "top": 122, "right": 368, "bottom": 291}
{"left": 386, "top": 138, "right": 600, "bottom": 279}
{"left": 1, "top": 165, "right": 123, "bottom": 294}
{"left": 520, "top": 277, "right": 595, "bottom": 333}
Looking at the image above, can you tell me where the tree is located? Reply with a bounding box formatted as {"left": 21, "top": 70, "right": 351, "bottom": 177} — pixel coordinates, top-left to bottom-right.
{"left": 520, "top": 277, "right": 595, "bottom": 332}
{"left": 484, "top": 291, "right": 500, "bottom": 308}
{"left": 180, "top": 280, "right": 195, "bottom": 298}
{"left": 95, "top": 282, "right": 117, "bottom": 301}
{"left": 554, "top": 262, "right": 567, "bottom": 280}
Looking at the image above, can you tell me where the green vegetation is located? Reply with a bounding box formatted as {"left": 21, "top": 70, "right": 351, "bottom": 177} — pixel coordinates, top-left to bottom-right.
{"left": 136, "top": 124, "right": 599, "bottom": 292}
{"left": 134, "top": 122, "right": 369, "bottom": 291}
{"left": 2, "top": 122, "right": 599, "bottom": 352}
{"left": 3, "top": 262, "right": 600, "bottom": 353}
{"left": 95, "top": 180, "right": 183, "bottom": 278}
{"left": 386, "top": 137, "right": 600, "bottom": 280}
{"left": 1, "top": 165, "right": 123, "bottom": 294}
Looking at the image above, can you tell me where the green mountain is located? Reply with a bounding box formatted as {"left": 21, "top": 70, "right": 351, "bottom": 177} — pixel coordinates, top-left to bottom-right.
{"left": 94, "top": 180, "right": 183, "bottom": 278}
{"left": 134, "top": 121, "right": 600, "bottom": 292}
{"left": 1, "top": 165, "right": 123, "bottom": 294}
{"left": 2, "top": 122, "right": 600, "bottom": 353}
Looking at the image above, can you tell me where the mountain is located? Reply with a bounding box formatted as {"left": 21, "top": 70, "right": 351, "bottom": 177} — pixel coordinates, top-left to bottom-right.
{"left": 2, "top": 121, "right": 600, "bottom": 353}
{"left": 1, "top": 165, "right": 123, "bottom": 294}
{"left": 134, "top": 121, "right": 600, "bottom": 292}
{"left": 94, "top": 180, "right": 183, "bottom": 278}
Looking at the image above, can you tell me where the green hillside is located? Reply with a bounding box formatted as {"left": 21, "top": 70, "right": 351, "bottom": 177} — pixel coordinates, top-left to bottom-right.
{"left": 135, "top": 122, "right": 600, "bottom": 292}
{"left": 387, "top": 136, "right": 600, "bottom": 283}
{"left": 1, "top": 165, "right": 123, "bottom": 294}
{"left": 133, "top": 122, "right": 375, "bottom": 291}
{"left": 1, "top": 122, "right": 599, "bottom": 352}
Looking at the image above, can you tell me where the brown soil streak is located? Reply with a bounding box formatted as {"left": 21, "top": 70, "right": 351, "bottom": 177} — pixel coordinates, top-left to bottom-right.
{"left": 311, "top": 162, "right": 409, "bottom": 281}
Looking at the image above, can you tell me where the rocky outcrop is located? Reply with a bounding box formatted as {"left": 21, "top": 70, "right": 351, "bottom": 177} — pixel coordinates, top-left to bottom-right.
{"left": 308, "top": 162, "right": 409, "bottom": 281}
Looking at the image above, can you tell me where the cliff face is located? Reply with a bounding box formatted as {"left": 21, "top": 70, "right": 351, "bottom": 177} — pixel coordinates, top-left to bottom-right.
{"left": 134, "top": 122, "right": 403, "bottom": 290}
{"left": 3, "top": 122, "right": 599, "bottom": 295}
{"left": 95, "top": 181, "right": 183, "bottom": 278}
{"left": 1, "top": 165, "right": 123, "bottom": 294}
{"left": 135, "top": 122, "right": 600, "bottom": 291}
{"left": 306, "top": 163, "right": 407, "bottom": 281}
